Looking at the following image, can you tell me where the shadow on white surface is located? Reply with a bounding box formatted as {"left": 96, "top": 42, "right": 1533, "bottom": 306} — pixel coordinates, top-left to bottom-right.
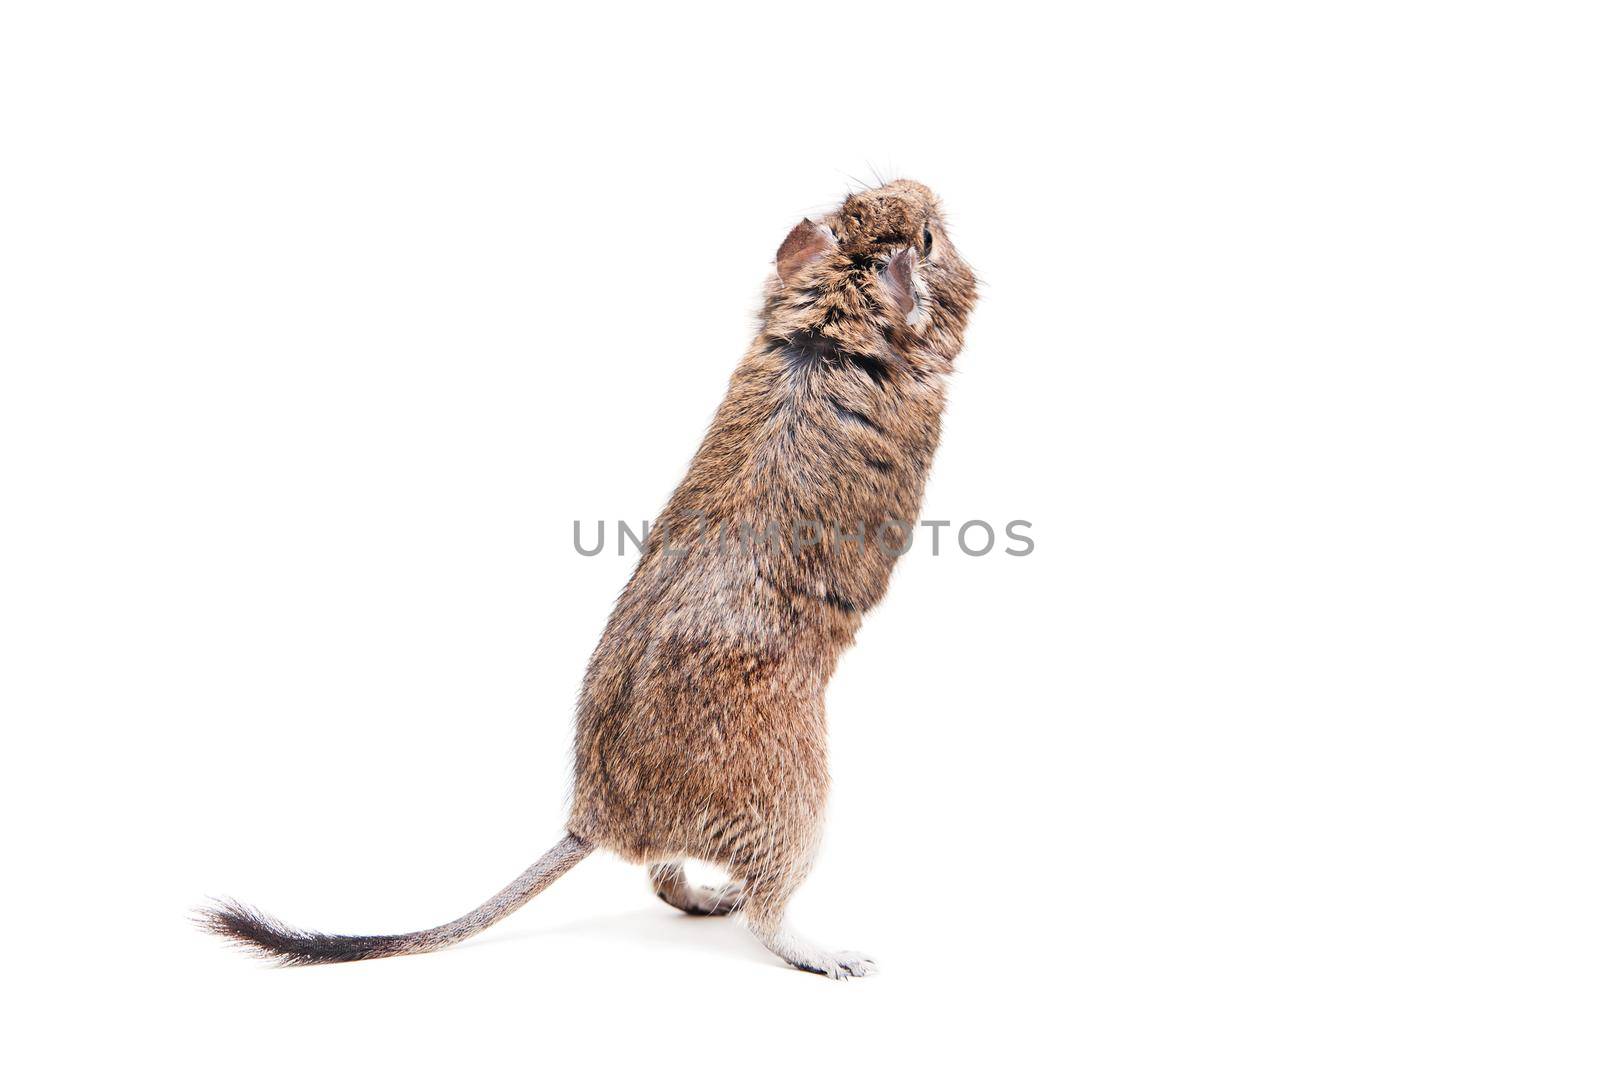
{"left": 463, "top": 906, "right": 779, "bottom": 969}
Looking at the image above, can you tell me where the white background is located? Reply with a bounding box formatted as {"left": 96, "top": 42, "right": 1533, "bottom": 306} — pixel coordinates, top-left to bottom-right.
{"left": 3, "top": 2, "right": 1596, "bottom": 1063}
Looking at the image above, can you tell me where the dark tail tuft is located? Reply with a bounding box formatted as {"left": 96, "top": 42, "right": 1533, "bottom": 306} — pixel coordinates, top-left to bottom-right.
{"left": 192, "top": 898, "right": 410, "bottom": 966}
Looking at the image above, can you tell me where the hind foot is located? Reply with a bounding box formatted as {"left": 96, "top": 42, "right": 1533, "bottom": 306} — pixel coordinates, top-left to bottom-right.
{"left": 791, "top": 949, "right": 878, "bottom": 980}
{"left": 649, "top": 862, "right": 743, "bottom": 917}
{"left": 750, "top": 921, "right": 878, "bottom": 980}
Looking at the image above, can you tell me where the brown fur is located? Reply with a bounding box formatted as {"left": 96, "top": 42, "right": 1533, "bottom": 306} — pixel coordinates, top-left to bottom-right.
{"left": 570, "top": 179, "right": 977, "bottom": 975}
{"left": 197, "top": 180, "right": 976, "bottom": 979}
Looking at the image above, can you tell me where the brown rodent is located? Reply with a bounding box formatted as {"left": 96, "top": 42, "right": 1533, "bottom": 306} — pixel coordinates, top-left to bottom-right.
{"left": 199, "top": 178, "right": 979, "bottom": 979}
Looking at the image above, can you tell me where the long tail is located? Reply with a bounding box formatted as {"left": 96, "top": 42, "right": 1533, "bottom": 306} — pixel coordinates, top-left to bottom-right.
{"left": 195, "top": 832, "right": 594, "bottom": 965}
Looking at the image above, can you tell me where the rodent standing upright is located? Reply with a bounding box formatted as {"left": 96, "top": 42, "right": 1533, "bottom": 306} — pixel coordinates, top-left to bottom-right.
{"left": 200, "top": 178, "right": 979, "bottom": 978}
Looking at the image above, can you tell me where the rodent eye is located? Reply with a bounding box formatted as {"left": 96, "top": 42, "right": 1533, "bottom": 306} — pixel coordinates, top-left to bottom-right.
{"left": 921, "top": 225, "right": 935, "bottom": 257}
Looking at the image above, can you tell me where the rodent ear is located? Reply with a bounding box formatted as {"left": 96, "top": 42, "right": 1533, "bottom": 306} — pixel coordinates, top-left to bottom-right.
{"left": 882, "top": 247, "right": 919, "bottom": 319}
{"left": 775, "top": 219, "right": 837, "bottom": 287}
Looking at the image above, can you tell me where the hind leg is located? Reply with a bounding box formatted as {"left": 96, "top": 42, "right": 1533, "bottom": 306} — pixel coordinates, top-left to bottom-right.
{"left": 733, "top": 854, "right": 877, "bottom": 980}
{"left": 648, "top": 862, "right": 743, "bottom": 917}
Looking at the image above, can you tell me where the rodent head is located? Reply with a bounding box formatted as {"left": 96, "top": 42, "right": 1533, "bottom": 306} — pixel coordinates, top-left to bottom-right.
{"left": 767, "top": 180, "right": 977, "bottom": 369}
